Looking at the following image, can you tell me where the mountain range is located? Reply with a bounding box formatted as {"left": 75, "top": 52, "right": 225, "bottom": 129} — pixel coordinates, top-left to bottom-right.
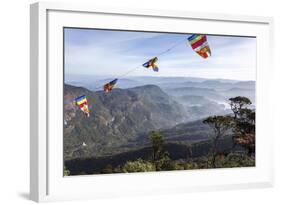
{"left": 64, "top": 76, "right": 255, "bottom": 161}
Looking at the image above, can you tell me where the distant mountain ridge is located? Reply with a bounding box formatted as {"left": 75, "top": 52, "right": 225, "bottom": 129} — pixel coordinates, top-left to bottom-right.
{"left": 65, "top": 76, "right": 255, "bottom": 106}
{"left": 65, "top": 76, "right": 255, "bottom": 91}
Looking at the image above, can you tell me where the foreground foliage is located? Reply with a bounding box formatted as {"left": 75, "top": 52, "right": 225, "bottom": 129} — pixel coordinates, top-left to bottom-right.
{"left": 122, "top": 159, "right": 156, "bottom": 173}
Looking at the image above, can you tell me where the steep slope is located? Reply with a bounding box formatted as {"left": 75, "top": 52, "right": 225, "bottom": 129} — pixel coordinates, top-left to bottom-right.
{"left": 64, "top": 84, "right": 187, "bottom": 159}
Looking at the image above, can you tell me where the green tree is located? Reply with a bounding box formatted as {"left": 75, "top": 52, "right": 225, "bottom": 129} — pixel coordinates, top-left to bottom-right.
{"left": 150, "top": 131, "right": 170, "bottom": 171}
{"left": 229, "top": 97, "right": 255, "bottom": 155}
{"left": 229, "top": 96, "right": 252, "bottom": 119}
{"left": 150, "top": 131, "right": 164, "bottom": 161}
{"left": 203, "top": 115, "right": 233, "bottom": 168}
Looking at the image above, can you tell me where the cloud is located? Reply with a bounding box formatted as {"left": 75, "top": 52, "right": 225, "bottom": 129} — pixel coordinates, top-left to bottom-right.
{"left": 64, "top": 28, "right": 256, "bottom": 81}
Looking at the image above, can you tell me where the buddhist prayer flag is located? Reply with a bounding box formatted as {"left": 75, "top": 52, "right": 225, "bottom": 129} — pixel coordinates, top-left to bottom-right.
{"left": 103, "top": 78, "right": 118, "bottom": 93}
{"left": 188, "top": 34, "right": 211, "bottom": 59}
{"left": 142, "top": 57, "right": 159, "bottom": 72}
{"left": 75, "top": 95, "right": 90, "bottom": 117}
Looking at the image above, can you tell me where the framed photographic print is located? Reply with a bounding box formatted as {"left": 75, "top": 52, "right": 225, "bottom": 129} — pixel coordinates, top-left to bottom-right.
{"left": 30, "top": 2, "right": 274, "bottom": 202}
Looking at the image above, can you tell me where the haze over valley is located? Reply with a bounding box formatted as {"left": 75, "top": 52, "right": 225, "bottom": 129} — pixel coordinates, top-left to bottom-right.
{"left": 64, "top": 76, "right": 255, "bottom": 174}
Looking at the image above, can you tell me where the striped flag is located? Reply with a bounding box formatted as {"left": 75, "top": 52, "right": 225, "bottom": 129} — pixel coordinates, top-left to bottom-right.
{"left": 75, "top": 95, "right": 90, "bottom": 117}
{"left": 188, "top": 34, "right": 211, "bottom": 59}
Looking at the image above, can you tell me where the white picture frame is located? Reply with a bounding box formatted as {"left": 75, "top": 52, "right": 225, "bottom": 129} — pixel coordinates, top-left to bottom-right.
{"left": 30, "top": 2, "right": 274, "bottom": 202}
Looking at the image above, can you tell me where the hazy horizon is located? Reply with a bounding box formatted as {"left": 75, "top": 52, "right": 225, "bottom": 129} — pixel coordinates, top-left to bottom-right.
{"left": 65, "top": 74, "right": 256, "bottom": 84}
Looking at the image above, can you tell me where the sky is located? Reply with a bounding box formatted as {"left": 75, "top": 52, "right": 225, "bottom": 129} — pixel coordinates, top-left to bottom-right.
{"left": 64, "top": 28, "right": 256, "bottom": 81}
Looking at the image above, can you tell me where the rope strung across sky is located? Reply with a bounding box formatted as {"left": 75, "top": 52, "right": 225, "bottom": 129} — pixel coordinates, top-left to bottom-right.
{"left": 116, "top": 37, "right": 187, "bottom": 77}
{"left": 75, "top": 34, "right": 211, "bottom": 117}
{"left": 93, "top": 37, "right": 187, "bottom": 91}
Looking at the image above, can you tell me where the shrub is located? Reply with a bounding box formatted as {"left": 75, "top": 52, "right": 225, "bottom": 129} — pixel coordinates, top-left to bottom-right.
{"left": 122, "top": 159, "right": 156, "bottom": 173}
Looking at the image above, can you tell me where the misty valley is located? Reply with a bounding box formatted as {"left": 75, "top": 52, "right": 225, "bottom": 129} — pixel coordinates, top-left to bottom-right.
{"left": 64, "top": 76, "right": 255, "bottom": 175}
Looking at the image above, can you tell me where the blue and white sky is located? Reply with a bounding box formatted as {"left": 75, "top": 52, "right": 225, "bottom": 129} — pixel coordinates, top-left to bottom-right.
{"left": 64, "top": 28, "right": 256, "bottom": 81}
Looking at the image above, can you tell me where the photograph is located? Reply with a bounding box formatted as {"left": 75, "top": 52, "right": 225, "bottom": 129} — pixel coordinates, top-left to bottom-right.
{"left": 63, "top": 27, "right": 256, "bottom": 176}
